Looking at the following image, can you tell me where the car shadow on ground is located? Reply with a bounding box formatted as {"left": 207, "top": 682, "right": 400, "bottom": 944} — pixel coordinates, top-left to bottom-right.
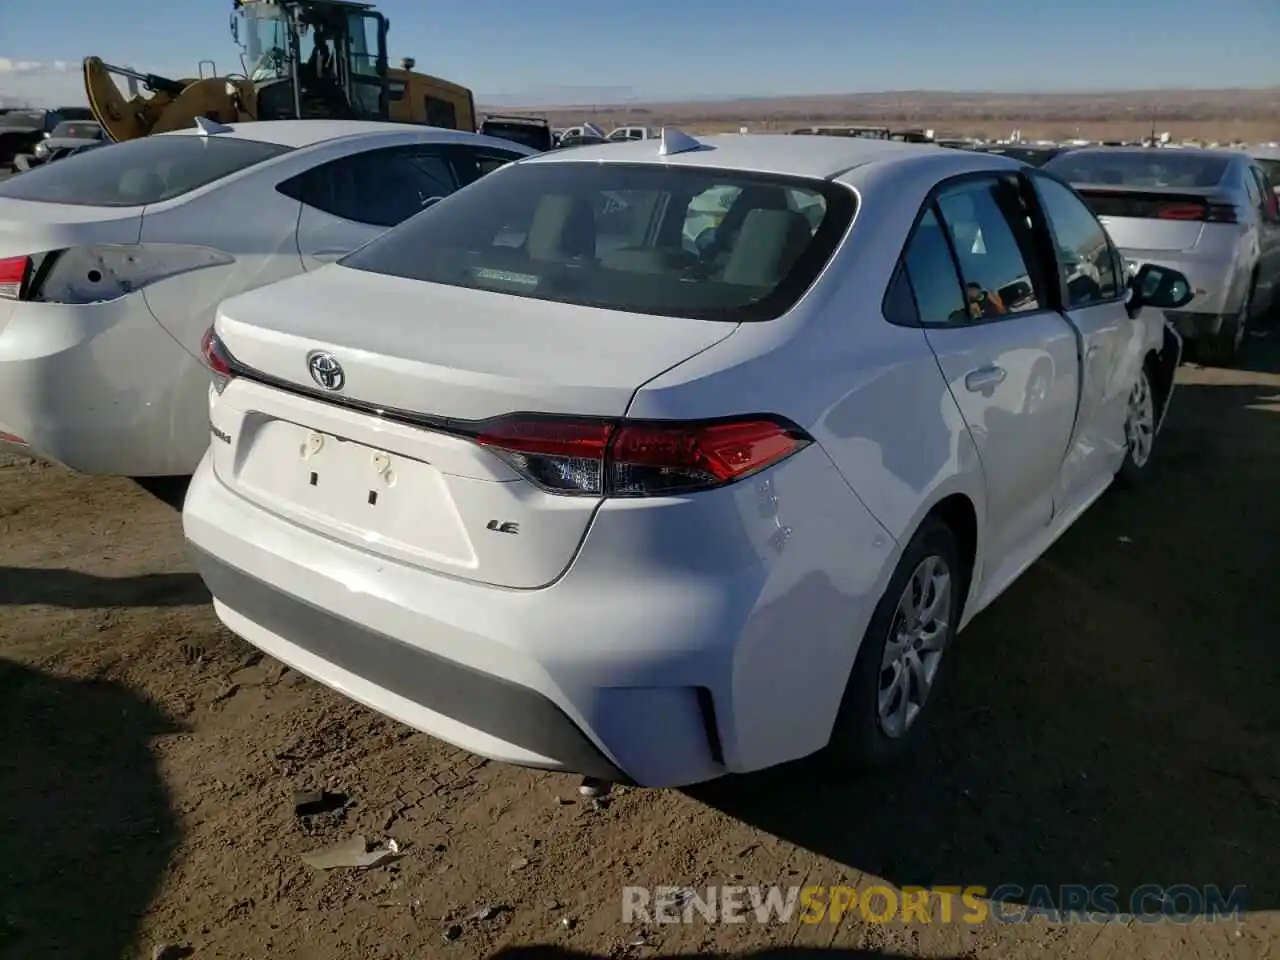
{"left": 692, "top": 340, "right": 1280, "bottom": 914}
{"left": 0, "top": 659, "right": 179, "bottom": 955}
{"left": 489, "top": 948, "right": 961, "bottom": 960}
{"left": 0, "top": 567, "right": 210, "bottom": 608}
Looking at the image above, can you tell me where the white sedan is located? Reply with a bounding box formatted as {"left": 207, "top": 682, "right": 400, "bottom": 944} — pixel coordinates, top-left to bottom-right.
{"left": 183, "top": 130, "right": 1193, "bottom": 787}
{"left": 0, "top": 119, "right": 532, "bottom": 477}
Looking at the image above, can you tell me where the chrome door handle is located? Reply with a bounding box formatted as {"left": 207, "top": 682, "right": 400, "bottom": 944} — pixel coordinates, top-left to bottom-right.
{"left": 965, "top": 366, "right": 1007, "bottom": 391}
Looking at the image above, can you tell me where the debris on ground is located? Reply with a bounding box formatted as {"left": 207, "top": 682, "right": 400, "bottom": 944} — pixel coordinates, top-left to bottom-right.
{"left": 578, "top": 777, "right": 610, "bottom": 798}
{"left": 441, "top": 923, "right": 463, "bottom": 942}
{"left": 300, "top": 835, "right": 401, "bottom": 870}
{"left": 292, "top": 789, "right": 347, "bottom": 817}
{"left": 465, "top": 903, "right": 510, "bottom": 922}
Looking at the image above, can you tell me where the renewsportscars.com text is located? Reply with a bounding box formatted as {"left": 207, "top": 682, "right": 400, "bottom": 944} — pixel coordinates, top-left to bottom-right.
{"left": 622, "top": 884, "right": 1247, "bottom": 925}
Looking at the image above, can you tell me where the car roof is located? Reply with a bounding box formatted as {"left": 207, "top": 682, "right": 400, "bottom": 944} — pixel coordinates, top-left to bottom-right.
{"left": 521, "top": 132, "right": 953, "bottom": 178}
{"left": 155, "top": 119, "right": 499, "bottom": 150}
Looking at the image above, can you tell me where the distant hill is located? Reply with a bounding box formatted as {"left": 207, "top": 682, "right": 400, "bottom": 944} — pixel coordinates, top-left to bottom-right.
{"left": 480, "top": 86, "right": 1280, "bottom": 142}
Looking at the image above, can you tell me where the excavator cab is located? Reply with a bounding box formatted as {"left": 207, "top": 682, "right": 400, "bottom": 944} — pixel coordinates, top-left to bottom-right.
{"left": 233, "top": 0, "right": 389, "bottom": 121}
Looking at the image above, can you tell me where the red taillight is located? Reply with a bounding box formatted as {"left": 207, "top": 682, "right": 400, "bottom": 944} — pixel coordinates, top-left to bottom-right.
{"left": 474, "top": 414, "right": 812, "bottom": 497}
{"left": 1156, "top": 203, "right": 1205, "bottom": 221}
{"left": 200, "top": 326, "right": 235, "bottom": 379}
{"left": 0, "top": 255, "right": 31, "bottom": 300}
{"left": 1156, "top": 202, "right": 1238, "bottom": 223}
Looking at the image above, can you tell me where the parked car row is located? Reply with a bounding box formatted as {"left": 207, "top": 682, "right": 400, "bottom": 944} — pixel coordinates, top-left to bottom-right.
{"left": 0, "top": 121, "right": 1216, "bottom": 789}
{"left": 0, "top": 107, "right": 97, "bottom": 172}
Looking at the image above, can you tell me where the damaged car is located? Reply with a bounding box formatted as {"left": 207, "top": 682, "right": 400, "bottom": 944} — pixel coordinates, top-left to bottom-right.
{"left": 184, "top": 132, "right": 1192, "bottom": 788}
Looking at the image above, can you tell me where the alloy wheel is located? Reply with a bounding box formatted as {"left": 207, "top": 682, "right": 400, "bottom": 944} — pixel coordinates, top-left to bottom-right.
{"left": 1126, "top": 370, "right": 1156, "bottom": 469}
{"left": 877, "top": 555, "right": 952, "bottom": 739}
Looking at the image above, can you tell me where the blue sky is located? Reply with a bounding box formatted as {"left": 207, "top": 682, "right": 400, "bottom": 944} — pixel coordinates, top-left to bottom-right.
{"left": 3, "top": 0, "right": 1278, "bottom": 106}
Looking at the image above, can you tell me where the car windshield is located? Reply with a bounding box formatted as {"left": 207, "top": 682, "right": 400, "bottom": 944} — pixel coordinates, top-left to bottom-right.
{"left": 341, "top": 161, "right": 856, "bottom": 322}
{"left": 0, "top": 111, "right": 44, "bottom": 128}
{"left": 51, "top": 122, "right": 101, "bottom": 139}
{"left": 1042, "top": 150, "right": 1230, "bottom": 188}
{"left": 0, "top": 134, "right": 292, "bottom": 206}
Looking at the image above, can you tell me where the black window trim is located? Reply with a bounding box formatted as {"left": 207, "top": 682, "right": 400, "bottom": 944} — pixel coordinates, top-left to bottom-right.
{"left": 1025, "top": 168, "right": 1128, "bottom": 311}
{"left": 882, "top": 169, "right": 1071, "bottom": 330}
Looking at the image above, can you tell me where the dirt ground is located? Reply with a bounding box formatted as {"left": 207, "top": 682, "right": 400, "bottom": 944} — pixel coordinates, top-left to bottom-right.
{"left": 2, "top": 338, "right": 1279, "bottom": 960}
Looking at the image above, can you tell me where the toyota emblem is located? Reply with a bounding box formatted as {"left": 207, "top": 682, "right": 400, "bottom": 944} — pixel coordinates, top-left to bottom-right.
{"left": 307, "top": 351, "right": 345, "bottom": 391}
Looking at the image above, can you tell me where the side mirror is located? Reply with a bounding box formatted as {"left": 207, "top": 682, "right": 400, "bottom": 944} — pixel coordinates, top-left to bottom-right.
{"left": 1126, "top": 263, "right": 1193, "bottom": 319}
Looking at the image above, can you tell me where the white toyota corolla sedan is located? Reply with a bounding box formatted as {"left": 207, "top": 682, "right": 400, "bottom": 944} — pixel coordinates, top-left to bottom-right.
{"left": 0, "top": 119, "right": 532, "bottom": 477}
{"left": 184, "top": 131, "right": 1193, "bottom": 787}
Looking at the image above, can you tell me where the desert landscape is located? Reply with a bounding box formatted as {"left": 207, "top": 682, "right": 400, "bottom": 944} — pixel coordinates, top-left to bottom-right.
{"left": 482, "top": 86, "right": 1280, "bottom": 142}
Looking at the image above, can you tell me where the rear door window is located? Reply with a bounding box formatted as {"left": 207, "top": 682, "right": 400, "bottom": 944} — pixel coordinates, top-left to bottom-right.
{"left": 899, "top": 207, "right": 969, "bottom": 326}
{"left": 279, "top": 145, "right": 460, "bottom": 227}
{"left": 0, "top": 135, "right": 292, "bottom": 206}
{"left": 935, "top": 176, "right": 1046, "bottom": 319}
{"left": 340, "top": 161, "right": 856, "bottom": 322}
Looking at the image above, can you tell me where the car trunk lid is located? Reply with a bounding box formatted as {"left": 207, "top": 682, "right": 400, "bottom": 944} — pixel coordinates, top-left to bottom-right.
{"left": 1075, "top": 186, "right": 1231, "bottom": 252}
{"left": 0, "top": 197, "right": 144, "bottom": 259}
{"left": 208, "top": 264, "right": 739, "bottom": 588}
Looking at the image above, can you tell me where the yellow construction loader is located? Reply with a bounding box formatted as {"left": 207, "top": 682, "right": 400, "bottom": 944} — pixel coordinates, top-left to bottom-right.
{"left": 84, "top": 0, "right": 478, "bottom": 142}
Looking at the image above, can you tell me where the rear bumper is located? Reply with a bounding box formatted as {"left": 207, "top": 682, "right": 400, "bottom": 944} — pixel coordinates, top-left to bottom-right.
{"left": 182, "top": 440, "right": 893, "bottom": 787}
{"left": 191, "top": 544, "right": 632, "bottom": 783}
{"left": 0, "top": 295, "right": 210, "bottom": 475}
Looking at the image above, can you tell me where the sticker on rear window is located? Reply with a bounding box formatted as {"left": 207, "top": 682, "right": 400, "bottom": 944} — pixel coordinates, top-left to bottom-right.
{"left": 471, "top": 267, "right": 539, "bottom": 289}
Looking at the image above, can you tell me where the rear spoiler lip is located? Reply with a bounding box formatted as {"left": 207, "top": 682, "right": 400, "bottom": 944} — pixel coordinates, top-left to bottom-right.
{"left": 1072, "top": 183, "right": 1230, "bottom": 202}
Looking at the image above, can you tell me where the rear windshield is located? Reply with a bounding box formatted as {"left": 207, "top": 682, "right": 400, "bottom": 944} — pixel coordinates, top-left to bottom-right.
{"left": 341, "top": 161, "right": 855, "bottom": 322}
{"left": 0, "top": 134, "right": 292, "bottom": 206}
{"left": 1042, "top": 150, "right": 1229, "bottom": 188}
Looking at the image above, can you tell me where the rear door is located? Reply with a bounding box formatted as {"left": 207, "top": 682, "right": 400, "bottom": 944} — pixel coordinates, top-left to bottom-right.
{"left": 1030, "top": 173, "right": 1136, "bottom": 503}
{"left": 285, "top": 143, "right": 461, "bottom": 270}
{"left": 913, "top": 175, "right": 1080, "bottom": 576}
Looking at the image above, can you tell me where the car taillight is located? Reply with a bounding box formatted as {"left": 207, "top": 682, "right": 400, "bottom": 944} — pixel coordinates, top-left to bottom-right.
{"left": 1204, "top": 203, "right": 1240, "bottom": 223}
{"left": 0, "top": 255, "right": 31, "bottom": 300}
{"left": 1156, "top": 203, "right": 1204, "bottom": 220}
{"left": 200, "top": 326, "right": 235, "bottom": 381}
{"left": 1156, "top": 202, "right": 1238, "bottom": 223}
{"left": 474, "top": 414, "right": 813, "bottom": 497}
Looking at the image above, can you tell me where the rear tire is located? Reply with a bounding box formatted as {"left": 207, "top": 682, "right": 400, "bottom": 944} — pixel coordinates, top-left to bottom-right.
{"left": 828, "top": 517, "right": 961, "bottom": 771}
